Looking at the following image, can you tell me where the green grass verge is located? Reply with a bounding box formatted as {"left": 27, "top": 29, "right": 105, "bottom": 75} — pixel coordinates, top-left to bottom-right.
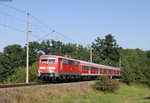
{"left": 43, "top": 83, "right": 150, "bottom": 103}
{"left": 0, "top": 83, "right": 150, "bottom": 103}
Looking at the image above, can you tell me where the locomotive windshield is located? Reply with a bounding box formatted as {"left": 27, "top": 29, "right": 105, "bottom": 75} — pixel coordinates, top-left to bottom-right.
{"left": 41, "top": 57, "right": 56, "bottom": 63}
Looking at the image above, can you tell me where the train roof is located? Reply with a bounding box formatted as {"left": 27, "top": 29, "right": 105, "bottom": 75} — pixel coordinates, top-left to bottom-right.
{"left": 79, "top": 60, "right": 121, "bottom": 70}
{"left": 40, "top": 55, "right": 121, "bottom": 70}
{"left": 40, "top": 55, "right": 79, "bottom": 61}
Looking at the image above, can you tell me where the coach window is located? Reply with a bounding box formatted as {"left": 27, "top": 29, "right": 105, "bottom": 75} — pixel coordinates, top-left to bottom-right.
{"left": 104, "top": 69, "right": 107, "bottom": 73}
{"left": 85, "top": 66, "right": 89, "bottom": 71}
{"left": 74, "top": 61, "right": 79, "bottom": 66}
{"left": 68, "top": 60, "right": 75, "bottom": 65}
{"left": 72, "top": 61, "right": 75, "bottom": 65}
{"left": 91, "top": 67, "right": 93, "bottom": 71}
{"left": 95, "top": 68, "right": 98, "bottom": 72}
{"left": 99, "top": 68, "right": 101, "bottom": 72}
{"left": 82, "top": 66, "right": 89, "bottom": 71}
{"left": 63, "top": 59, "right": 68, "bottom": 64}
{"left": 82, "top": 66, "right": 84, "bottom": 70}
{"left": 82, "top": 66, "right": 85, "bottom": 71}
{"left": 101, "top": 69, "right": 104, "bottom": 72}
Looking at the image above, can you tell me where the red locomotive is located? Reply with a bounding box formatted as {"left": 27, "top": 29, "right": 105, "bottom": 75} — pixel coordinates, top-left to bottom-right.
{"left": 38, "top": 55, "right": 121, "bottom": 82}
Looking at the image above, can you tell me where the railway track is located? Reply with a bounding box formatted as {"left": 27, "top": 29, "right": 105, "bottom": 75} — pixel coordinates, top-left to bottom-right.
{"left": 0, "top": 82, "right": 47, "bottom": 89}
{"left": 0, "top": 81, "right": 95, "bottom": 89}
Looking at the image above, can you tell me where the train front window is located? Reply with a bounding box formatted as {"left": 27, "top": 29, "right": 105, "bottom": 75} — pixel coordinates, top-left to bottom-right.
{"left": 41, "top": 59, "right": 48, "bottom": 62}
{"left": 41, "top": 57, "right": 56, "bottom": 63}
{"left": 48, "top": 59, "right": 55, "bottom": 63}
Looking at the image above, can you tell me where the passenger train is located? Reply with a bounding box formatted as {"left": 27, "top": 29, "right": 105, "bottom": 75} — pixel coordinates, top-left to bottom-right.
{"left": 38, "top": 55, "right": 121, "bottom": 82}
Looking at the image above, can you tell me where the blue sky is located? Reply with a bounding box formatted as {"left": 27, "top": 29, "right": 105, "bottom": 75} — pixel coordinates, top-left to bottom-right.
{"left": 0, "top": 0, "right": 150, "bottom": 51}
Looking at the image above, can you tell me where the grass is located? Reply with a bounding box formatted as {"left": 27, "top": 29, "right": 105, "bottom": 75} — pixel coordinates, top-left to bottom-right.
{"left": 0, "top": 82, "right": 150, "bottom": 103}
{"left": 69, "top": 84, "right": 150, "bottom": 103}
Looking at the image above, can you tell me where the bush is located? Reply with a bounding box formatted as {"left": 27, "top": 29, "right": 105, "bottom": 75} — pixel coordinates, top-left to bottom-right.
{"left": 92, "top": 76, "right": 120, "bottom": 93}
{"left": 4, "top": 62, "right": 39, "bottom": 83}
{"left": 121, "top": 68, "right": 135, "bottom": 85}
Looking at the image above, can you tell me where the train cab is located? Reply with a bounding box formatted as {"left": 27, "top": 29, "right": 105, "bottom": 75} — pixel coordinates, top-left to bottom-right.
{"left": 38, "top": 55, "right": 81, "bottom": 81}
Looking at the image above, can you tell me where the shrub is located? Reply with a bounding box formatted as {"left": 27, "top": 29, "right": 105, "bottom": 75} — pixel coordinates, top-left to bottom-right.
{"left": 4, "top": 62, "right": 39, "bottom": 83}
{"left": 92, "top": 76, "right": 120, "bottom": 93}
{"left": 121, "top": 68, "right": 135, "bottom": 85}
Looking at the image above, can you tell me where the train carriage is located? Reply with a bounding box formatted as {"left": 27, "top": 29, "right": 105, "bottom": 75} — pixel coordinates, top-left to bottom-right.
{"left": 38, "top": 54, "right": 121, "bottom": 82}
{"left": 77, "top": 60, "right": 121, "bottom": 80}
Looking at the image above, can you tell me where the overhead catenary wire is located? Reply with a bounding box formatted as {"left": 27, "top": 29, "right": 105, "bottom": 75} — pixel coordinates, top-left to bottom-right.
{"left": 0, "top": 7, "right": 48, "bottom": 39}
{"left": 0, "top": 3, "right": 27, "bottom": 14}
{"left": 37, "top": 30, "right": 55, "bottom": 41}
{"left": 30, "top": 15, "right": 82, "bottom": 44}
{"left": 30, "top": 14, "right": 54, "bottom": 31}
{"left": 0, "top": 11, "right": 26, "bottom": 23}
{"left": 0, "top": 3, "right": 59, "bottom": 41}
{"left": 0, "top": 11, "right": 51, "bottom": 33}
{"left": 0, "top": 3, "right": 88, "bottom": 46}
{"left": 0, "top": 23, "right": 26, "bottom": 33}
{"left": 0, "top": 23, "right": 41, "bottom": 38}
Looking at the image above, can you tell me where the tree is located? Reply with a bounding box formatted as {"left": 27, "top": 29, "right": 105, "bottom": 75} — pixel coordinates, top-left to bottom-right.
{"left": 140, "top": 68, "right": 150, "bottom": 87}
{"left": 92, "top": 34, "right": 120, "bottom": 66}
{"left": 63, "top": 43, "right": 77, "bottom": 57}
{"left": 2, "top": 44, "right": 25, "bottom": 80}
{"left": 146, "top": 50, "right": 150, "bottom": 59}
{"left": 0, "top": 52, "right": 6, "bottom": 82}
{"left": 40, "top": 40, "right": 51, "bottom": 55}
{"left": 121, "top": 68, "right": 135, "bottom": 85}
{"left": 4, "top": 62, "right": 39, "bottom": 83}
{"left": 3, "top": 44, "right": 25, "bottom": 67}
{"left": 75, "top": 45, "right": 90, "bottom": 61}
{"left": 28, "top": 41, "right": 41, "bottom": 65}
{"left": 92, "top": 37, "right": 105, "bottom": 60}
{"left": 120, "top": 49, "right": 149, "bottom": 85}
{"left": 50, "top": 40, "right": 64, "bottom": 55}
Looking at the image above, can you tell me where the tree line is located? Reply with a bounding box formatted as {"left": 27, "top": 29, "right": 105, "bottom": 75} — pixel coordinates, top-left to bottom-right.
{"left": 0, "top": 34, "right": 150, "bottom": 87}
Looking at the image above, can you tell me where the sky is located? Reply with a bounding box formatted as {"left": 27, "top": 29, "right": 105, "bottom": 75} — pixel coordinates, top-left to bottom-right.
{"left": 0, "top": 0, "right": 150, "bottom": 51}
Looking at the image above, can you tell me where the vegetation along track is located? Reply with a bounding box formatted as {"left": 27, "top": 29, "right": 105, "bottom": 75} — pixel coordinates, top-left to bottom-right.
{"left": 0, "top": 81, "right": 95, "bottom": 89}
{"left": 0, "top": 82, "right": 49, "bottom": 89}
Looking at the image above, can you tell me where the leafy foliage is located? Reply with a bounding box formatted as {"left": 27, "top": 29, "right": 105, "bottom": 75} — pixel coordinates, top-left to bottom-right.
{"left": 0, "top": 52, "right": 6, "bottom": 82}
{"left": 120, "top": 49, "right": 150, "bottom": 87}
{"left": 139, "top": 68, "right": 150, "bottom": 87}
{"left": 4, "top": 62, "right": 39, "bottom": 83}
{"left": 121, "top": 68, "right": 135, "bottom": 85}
{"left": 92, "top": 34, "right": 121, "bottom": 66}
{"left": 0, "top": 45, "right": 25, "bottom": 82}
{"left": 92, "top": 76, "right": 120, "bottom": 93}
{"left": 28, "top": 41, "right": 41, "bottom": 65}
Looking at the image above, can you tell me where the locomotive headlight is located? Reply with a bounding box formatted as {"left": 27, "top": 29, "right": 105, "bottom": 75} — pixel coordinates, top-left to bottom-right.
{"left": 40, "top": 67, "right": 45, "bottom": 69}
{"left": 49, "top": 67, "right": 55, "bottom": 69}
